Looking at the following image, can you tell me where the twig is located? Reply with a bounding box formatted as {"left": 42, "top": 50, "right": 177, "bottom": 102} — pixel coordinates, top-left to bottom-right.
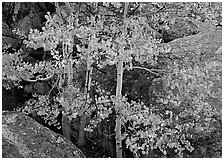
{"left": 148, "top": 68, "right": 166, "bottom": 72}
{"left": 102, "top": 131, "right": 116, "bottom": 137}
{"left": 55, "top": 2, "right": 62, "bottom": 18}
{"left": 47, "top": 74, "right": 60, "bottom": 96}
{"left": 128, "top": 4, "right": 140, "bottom": 15}
{"left": 65, "top": 2, "right": 73, "bottom": 13}
{"left": 128, "top": 66, "right": 161, "bottom": 75}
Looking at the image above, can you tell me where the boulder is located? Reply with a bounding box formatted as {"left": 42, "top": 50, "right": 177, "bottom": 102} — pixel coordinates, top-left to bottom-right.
{"left": 2, "top": 23, "right": 16, "bottom": 38}
{"left": 158, "top": 30, "right": 222, "bottom": 111}
{"left": 2, "top": 87, "right": 17, "bottom": 111}
{"left": 24, "top": 82, "right": 51, "bottom": 95}
{"left": 159, "top": 29, "right": 221, "bottom": 58}
{"left": 15, "top": 14, "right": 42, "bottom": 36}
{"left": 2, "top": 2, "right": 54, "bottom": 27}
{"left": 162, "top": 18, "right": 198, "bottom": 43}
{"left": 2, "top": 111, "right": 85, "bottom": 158}
{"left": 2, "top": 23, "right": 20, "bottom": 49}
{"left": 158, "top": 29, "right": 222, "bottom": 70}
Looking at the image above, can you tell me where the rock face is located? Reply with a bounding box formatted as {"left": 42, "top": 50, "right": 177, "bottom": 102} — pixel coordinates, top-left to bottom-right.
{"left": 2, "top": 111, "right": 85, "bottom": 158}
{"left": 158, "top": 29, "right": 222, "bottom": 111}
{"left": 15, "top": 14, "right": 43, "bottom": 36}
{"left": 162, "top": 18, "right": 198, "bottom": 43}
{"left": 159, "top": 29, "right": 222, "bottom": 58}
{"left": 2, "top": 87, "right": 18, "bottom": 111}
{"left": 2, "top": 23, "right": 20, "bottom": 49}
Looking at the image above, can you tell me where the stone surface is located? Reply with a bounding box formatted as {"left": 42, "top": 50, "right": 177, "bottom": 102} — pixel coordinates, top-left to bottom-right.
{"left": 2, "top": 111, "right": 85, "bottom": 158}
{"left": 162, "top": 18, "right": 198, "bottom": 43}
{"left": 2, "top": 23, "right": 20, "bottom": 49}
{"left": 159, "top": 29, "right": 222, "bottom": 58}
{"left": 2, "top": 87, "right": 17, "bottom": 111}
{"left": 24, "top": 82, "right": 51, "bottom": 95}
{"left": 15, "top": 14, "right": 42, "bottom": 35}
{"left": 158, "top": 29, "right": 222, "bottom": 111}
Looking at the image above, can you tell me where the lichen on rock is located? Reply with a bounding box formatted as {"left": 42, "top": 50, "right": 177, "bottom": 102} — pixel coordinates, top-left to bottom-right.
{"left": 2, "top": 111, "right": 85, "bottom": 158}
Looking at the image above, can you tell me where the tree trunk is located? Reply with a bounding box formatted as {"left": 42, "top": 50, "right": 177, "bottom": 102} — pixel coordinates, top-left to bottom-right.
{"left": 78, "top": 65, "right": 93, "bottom": 147}
{"left": 115, "top": 60, "right": 123, "bottom": 158}
{"left": 78, "top": 114, "right": 88, "bottom": 146}
{"left": 62, "top": 113, "right": 71, "bottom": 141}
{"left": 61, "top": 43, "right": 73, "bottom": 141}
{"left": 115, "top": 115, "right": 122, "bottom": 158}
{"left": 114, "top": 2, "right": 129, "bottom": 158}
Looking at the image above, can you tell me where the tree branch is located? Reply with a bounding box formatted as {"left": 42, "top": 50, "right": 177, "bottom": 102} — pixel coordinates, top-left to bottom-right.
{"left": 129, "top": 66, "right": 165, "bottom": 75}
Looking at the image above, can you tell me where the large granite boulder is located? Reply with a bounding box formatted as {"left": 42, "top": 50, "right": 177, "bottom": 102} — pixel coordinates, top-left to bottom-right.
{"left": 159, "top": 29, "right": 221, "bottom": 59}
{"left": 2, "top": 23, "right": 20, "bottom": 49}
{"left": 158, "top": 29, "right": 222, "bottom": 111}
{"left": 149, "top": 29, "right": 222, "bottom": 158}
{"left": 14, "top": 14, "right": 43, "bottom": 36}
{"left": 2, "top": 87, "right": 18, "bottom": 111}
{"left": 162, "top": 18, "right": 198, "bottom": 43}
{"left": 2, "top": 111, "right": 85, "bottom": 158}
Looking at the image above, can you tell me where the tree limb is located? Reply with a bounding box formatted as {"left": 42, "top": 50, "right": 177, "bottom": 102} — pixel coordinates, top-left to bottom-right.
{"left": 129, "top": 66, "right": 165, "bottom": 75}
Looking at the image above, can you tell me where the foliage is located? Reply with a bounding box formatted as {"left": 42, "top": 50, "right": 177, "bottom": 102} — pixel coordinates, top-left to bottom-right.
{"left": 2, "top": 48, "right": 55, "bottom": 87}
{"left": 2, "top": 2, "right": 222, "bottom": 158}
{"left": 2, "top": 48, "right": 23, "bottom": 89}
{"left": 155, "top": 42, "right": 222, "bottom": 157}
{"left": 81, "top": 3, "right": 221, "bottom": 158}
{"left": 117, "top": 40, "right": 221, "bottom": 157}
{"left": 17, "top": 95, "right": 61, "bottom": 129}
{"left": 56, "top": 85, "right": 87, "bottom": 119}
{"left": 24, "top": 4, "right": 160, "bottom": 121}
{"left": 141, "top": 2, "right": 221, "bottom": 32}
